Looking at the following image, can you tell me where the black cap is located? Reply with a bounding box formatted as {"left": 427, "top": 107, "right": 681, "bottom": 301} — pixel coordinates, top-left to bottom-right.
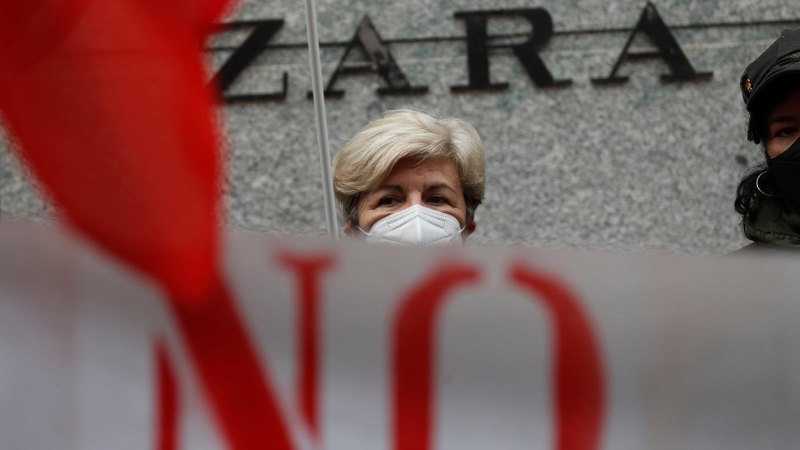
{"left": 741, "top": 28, "right": 800, "bottom": 143}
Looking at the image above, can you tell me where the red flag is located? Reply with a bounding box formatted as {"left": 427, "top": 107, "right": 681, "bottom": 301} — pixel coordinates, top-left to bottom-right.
{"left": 0, "top": 0, "right": 230, "bottom": 301}
{"left": 0, "top": 2, "right": 301, "bottom": 448}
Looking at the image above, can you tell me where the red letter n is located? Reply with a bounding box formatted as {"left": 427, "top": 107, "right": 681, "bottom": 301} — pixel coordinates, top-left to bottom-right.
{"left": 277, "top": 252, "right": 336, "bottom": 440}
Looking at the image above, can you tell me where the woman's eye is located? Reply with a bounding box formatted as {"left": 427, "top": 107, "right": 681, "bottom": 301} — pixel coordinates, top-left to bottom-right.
{"left": 771, "top": 124, "right": 799, "bottom": 139}
{"left": 378, "top": 196, "right": 399, "bottom": 206}
{"left": 427, "top": 195, "right": 447, "bottom": 206}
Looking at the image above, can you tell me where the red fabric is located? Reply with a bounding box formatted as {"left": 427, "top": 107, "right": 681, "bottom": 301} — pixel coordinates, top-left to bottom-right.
{"left": 392, "top": 264, "right": 482, "bottom": 450}
{"left": 277, "top": 253, "right": 337, "bottom": 440}
{"left": 511, "top": 264, "right": 605, "bottom": 450}
{"left": 156, "top": 339, "right": 179, "bottom": 450}
{"left": 391, "top": 264, "right": 605, "bottom": 450}
{"left": 0, "top": 3, "right": 302, "bottom": 449}
{"left": 0, "top": 0, "right": 230, "bottom": 301}
{"left": 170, "top": 280, "right": 294, "bottom": 450}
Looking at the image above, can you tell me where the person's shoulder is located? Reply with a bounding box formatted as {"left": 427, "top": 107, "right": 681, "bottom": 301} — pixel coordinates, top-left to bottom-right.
{"left": 728, "top": 242, "right": 800, "bottom": 256}
{"left": 729, "top": 242, "right": 762, "bottom": 255}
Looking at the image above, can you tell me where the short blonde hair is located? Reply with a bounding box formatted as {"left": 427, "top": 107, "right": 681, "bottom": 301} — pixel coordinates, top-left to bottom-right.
{"left": 333, "top": 110, "right": 485, "bottom": 225}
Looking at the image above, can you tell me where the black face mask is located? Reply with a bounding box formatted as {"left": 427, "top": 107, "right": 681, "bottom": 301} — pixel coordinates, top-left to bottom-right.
{"left": 767, "top": 136, "right": 800, "bottom": 205}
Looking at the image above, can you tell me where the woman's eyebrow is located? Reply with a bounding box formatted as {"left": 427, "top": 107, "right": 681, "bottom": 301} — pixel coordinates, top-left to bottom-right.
{"left": 768, "top": 115, "right": 797, "bottom": 125}
{"left": 424, "top": 183, "right": 457, "bottom": 193}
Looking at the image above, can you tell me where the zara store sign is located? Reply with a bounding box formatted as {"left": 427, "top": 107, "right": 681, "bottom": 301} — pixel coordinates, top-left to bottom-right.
{"left": 211, "top": 2, "right": 713, "bottom": 102}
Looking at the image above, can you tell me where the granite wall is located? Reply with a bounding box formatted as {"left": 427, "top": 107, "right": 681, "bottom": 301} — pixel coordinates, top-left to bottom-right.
{"left": 2, "top": 0, "right": 799, "bottom": 254}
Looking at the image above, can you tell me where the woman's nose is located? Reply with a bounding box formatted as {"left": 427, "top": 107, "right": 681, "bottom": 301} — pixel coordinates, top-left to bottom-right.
{"left": 406, "top": 192, "right": 424, "bottom": 206}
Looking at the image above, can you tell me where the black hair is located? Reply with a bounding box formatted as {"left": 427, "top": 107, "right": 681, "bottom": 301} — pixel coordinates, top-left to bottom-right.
{"left": 734, "top": 161, "right": 768, "bottom": 220}
{"left": 735, "top": 104, "right": 773, "bottom": 227}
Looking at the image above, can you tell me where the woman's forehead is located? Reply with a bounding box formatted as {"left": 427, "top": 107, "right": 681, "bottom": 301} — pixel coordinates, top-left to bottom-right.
{"left": 383, "top": 157, "right": 459, "bottom": 184}
{"left": 768, "top": 88, "right": 800, "bottom": 119}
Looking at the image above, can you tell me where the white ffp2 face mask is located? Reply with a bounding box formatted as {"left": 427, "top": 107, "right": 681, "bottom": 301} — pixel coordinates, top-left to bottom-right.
{"left": 357, "top": 205, "right": 466, "bottom": 246}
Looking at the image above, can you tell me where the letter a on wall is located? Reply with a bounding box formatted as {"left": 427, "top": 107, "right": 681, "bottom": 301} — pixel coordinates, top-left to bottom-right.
{"left": 592, "top": 2, "right": 712, "bottom": 84}
{"left": 314, "top": 16, "right": 428, "bottom": 98}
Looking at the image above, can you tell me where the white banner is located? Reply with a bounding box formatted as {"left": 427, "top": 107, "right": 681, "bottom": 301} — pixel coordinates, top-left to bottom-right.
{"left": 1, "top": 222, "right": 800, "bottom": 450}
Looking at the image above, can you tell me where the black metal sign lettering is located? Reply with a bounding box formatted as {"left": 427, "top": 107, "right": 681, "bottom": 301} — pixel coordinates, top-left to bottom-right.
{"left": 591, "top": 3, "right": 712, "bottom": 85}
{"left": 451, "top": 8, "right": 571, "bottom": 92}
{"left": 207, "top": 4, "right": 733, "bottom": 101}
{"left": 313, "top": 16, "right": 428, "bottom": 98}
{"left": 211, "top": 20, "right": 287, "bottom": 102}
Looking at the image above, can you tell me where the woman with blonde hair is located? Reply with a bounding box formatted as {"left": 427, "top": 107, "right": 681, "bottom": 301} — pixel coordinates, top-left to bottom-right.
{"left": 332, "top": 110, "right": 485, "bottom": 245}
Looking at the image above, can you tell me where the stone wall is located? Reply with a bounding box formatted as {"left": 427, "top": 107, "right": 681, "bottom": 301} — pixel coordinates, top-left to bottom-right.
{"left": 2, "top": 0, "right": 799, "bottom": 254}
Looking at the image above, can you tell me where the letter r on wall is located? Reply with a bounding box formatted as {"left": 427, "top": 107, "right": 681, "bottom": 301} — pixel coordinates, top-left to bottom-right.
{"left": 452, "top": 9, "right": 572, "bottom": 92}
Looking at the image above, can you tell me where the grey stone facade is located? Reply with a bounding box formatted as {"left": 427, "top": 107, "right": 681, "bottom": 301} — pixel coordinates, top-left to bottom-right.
{"left": 2, "top": 0, "right": 799, "bottom": 254}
